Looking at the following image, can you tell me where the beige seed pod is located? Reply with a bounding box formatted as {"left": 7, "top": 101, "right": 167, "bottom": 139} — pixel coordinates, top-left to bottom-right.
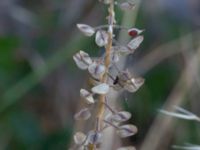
{"left": 77, "top": 24, "right": 95, "bottom": 37}
{"left": 91, "top": 83, "right": 110, "bottom": 95}
{"left": 95, "top": 30, "right": 109, "bottom": 47}
{"left": 74, "top": 108, "right": 91, "bottom": 120}
{"left": 117, "top": 124, "right": 138, "bottom": 138}
{"left": 73, "top": 50, "right": 92, "bottom": 70}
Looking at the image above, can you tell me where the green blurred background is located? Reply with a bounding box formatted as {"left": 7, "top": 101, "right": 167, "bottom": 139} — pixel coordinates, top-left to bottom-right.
{"left": 0, "top": 0, "right": 200, "bottom": 149}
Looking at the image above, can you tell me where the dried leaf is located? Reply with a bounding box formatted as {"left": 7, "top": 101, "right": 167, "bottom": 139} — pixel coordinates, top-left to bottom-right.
{"left": 87, "top": 131, "right": 102, "bottom": 144}
{"left": 117, "top": 124, "right": 138, "bottom": 138}
{"left": 91, "top": 83, "right": 110, "bottom": 95}
{"left": 112, "top": 111, "right": 132, "bottom": 122}
{"left": 95, "top": 30, "right": 109, "bottom": 47}
{"left": 74, "top": 132, "right": 86, "bottom": 145}
{"left": 80, "top": 89, "right": 95, "bottom": 104}
{"left": 73, "top": 50, "right": 93, "bottom": 70}
{"left": 88, "top": 61, "right": 106, "bottom": 79}
{"left": 74, "top": 108, "right": 91, "bottom": 120}
{"left": 77, "top": 24, "right": 95, "bottom": 37}
{"left": 127, "top": 35, "right": 144, "bottom": 51}
{"left": 159, "top": 106, "right": 200, "bottom": 122}
{"left": 172, "top": 144, "right": 200, "bottom": 150}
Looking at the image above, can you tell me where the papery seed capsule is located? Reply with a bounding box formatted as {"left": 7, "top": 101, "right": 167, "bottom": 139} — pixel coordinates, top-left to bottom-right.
{"left": 127, "top": 35, "right": 144, "bottom": 51}
{"left": 74, "top": 108, "right": 91, "bottom": 120}
{"left": 74, "top": 132, "right": 87, "bottom": 145}
{"left": 91, "top": 83, "right": 110, "bottom": 95}
{"left": 95, "top": 30, "right": 109, "bottom": 47}
{"left": 88, "top": 61, "right": 106, "bottom": 79}
{"left": 80, "top": 89, "right": 95, "bottom": 104}
{"left": 73, "top": 50, "right": 93, "bottom": 70}
{"left": 128, "top": 28, "right": 144, "bottom": 38}
{"left": 117, "top": 124, "right": 138, "bottom": 138}
{"left": 110, "top": 51, "right": 120, "bottom": 63}
{"left": 87, "top": 131, "right": 102, "bottom": 144}
{"left": 112, "top": 111, "right": 132, "bottom": 122}
{"left": 117, "top": 146, "right": 136, "bottom": 150}
{"left": 77, "top": 24, "right": 95, "bottom": 37}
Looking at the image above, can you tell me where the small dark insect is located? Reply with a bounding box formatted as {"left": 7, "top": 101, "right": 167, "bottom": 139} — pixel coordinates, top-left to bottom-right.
{"left": 128, "top": 30, "right": 138, "bottom": 38}
{"left": 113, "top": 76, "right": 119, "bottom": 85}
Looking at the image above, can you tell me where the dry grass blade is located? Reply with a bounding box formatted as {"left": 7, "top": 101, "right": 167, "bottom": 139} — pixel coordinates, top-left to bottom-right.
{"left": 140, "top": 46, "right": 200, "bottom": 150}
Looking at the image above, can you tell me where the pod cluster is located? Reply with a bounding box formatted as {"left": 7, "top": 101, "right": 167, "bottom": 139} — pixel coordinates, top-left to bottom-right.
{"left": 71, "top": 0, "right": 144, "bottom": 149}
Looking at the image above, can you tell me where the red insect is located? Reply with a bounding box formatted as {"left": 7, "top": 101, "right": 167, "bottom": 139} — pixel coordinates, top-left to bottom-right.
{"left": 128, "top": 28, "right": 144, "bottom": 38}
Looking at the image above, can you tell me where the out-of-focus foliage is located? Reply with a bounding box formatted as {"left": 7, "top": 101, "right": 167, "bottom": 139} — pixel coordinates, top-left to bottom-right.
{"left": 0, "top": 0, "right": 200, "bottom": 149}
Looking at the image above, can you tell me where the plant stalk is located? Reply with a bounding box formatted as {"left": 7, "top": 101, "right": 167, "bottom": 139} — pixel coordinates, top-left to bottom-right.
{"left": 89, "top": 1, "right": 115, "bottom": 149}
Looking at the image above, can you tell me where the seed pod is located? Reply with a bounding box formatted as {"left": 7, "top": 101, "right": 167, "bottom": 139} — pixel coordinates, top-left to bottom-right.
{"left": 74, "top": 132, "right": 87, "bottom": 145}
{"left": 110, "top": 51, "right": 120, "bottom": 63}
{"left": 124, "top": 77, "right": 145, "bottom": 93}
{"left": 88, "top": 61, "right": 106, "bottom": 79}
{"left": 119, "top": 1, "right": 136, "bottom": 11}
{"left": 95, "top": 30, "right": 109, "bottom": 47}
{"left": 77, "top": 24, "right": 95, "bottom": 37}
{"left": 87, "top": 130, "right": 102, "bottom": 144}
{"left": 117, "top": 146, "right": 136, "bottom": 150}
{"left": 105, "top": 113, "right": 114, "bottom": 123}
{"left": 127, "top": 35, "right": 144, "bottom": 51}
{"left": 74, "top": 108, "right": 91, "bottom": 120}
{"left": 80, "top": 89, "right": 94, "bottom": 104}
{"left": 117, "top": 124, "right": 138, "bottom": 138}
{"left": 73, "top": 50, "right": 93, "bottom": 70}
{"left": 91, "top": 83, "right": 110, "bottom": 95}
{"left": 128, "top": 28, "right": 144, "bottom": 38}
{"left": 112, "top": 111, "right": 132, "bottom": 122}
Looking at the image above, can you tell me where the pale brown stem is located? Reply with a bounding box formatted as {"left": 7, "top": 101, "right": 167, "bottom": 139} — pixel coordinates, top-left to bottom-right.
{"left": 89, "top": 1, "right": 115, "bottom": 150}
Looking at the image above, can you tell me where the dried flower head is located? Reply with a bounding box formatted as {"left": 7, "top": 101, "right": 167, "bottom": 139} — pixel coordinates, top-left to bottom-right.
{"left": 72, "top": 0, "right": 145, "bottom": 149}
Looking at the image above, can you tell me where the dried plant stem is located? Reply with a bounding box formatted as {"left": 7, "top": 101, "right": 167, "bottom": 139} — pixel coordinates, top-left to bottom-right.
{"left": 89, "top": 1, "right": 114, "bottom": 150}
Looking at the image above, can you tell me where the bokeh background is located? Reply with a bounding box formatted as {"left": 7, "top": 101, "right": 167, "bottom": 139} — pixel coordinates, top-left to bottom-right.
{"left": 0, "top": 0, "right": 200, "bottom": 149}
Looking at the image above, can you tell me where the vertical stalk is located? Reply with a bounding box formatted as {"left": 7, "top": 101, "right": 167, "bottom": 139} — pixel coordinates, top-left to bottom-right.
{"left": 89, "top": 1, "right": 114, "bottom": 150}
